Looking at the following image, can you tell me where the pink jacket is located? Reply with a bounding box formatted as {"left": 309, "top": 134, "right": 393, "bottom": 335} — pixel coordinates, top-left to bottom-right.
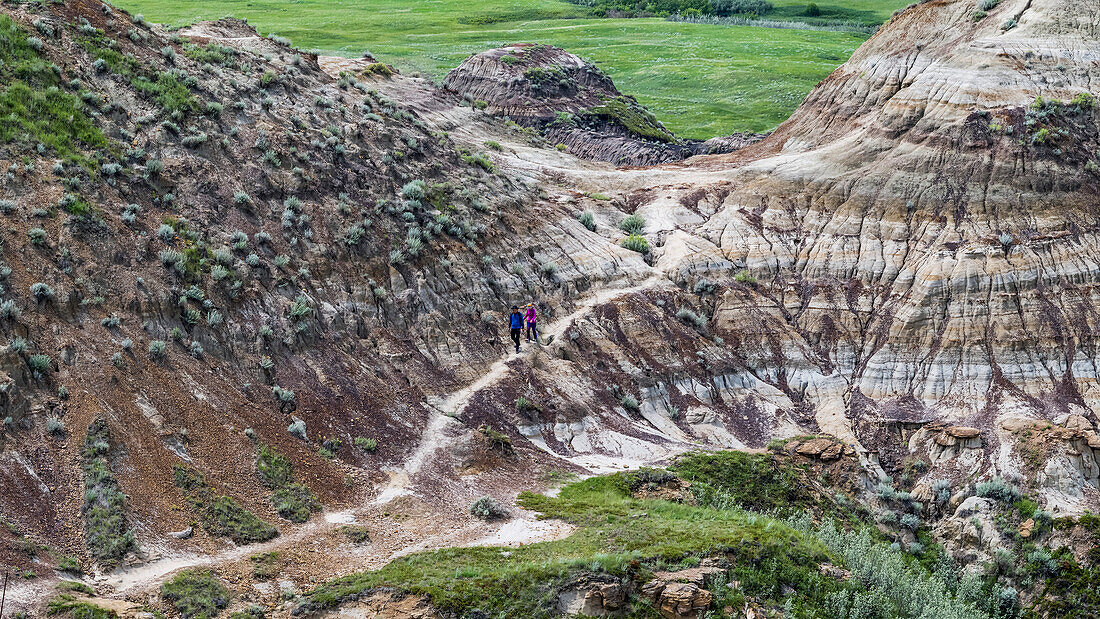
{"left": 524, "top": 307, "right": 537, "bottom": 324}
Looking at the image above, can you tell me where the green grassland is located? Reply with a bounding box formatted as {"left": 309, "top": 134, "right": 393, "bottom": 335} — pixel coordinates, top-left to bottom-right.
{"left": 114, "top": 0, "right": 901, "bottom": 138}
{"left": 758, "top": 0, "right": 906, "bottom": 25}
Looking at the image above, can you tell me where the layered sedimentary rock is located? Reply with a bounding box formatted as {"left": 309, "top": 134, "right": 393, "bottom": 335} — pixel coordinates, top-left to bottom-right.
{"left": 443, "top": 44, "right": 763, "bottom": 165}
{"left": 648, "top": 0, "right": 1100, "bottom": 509}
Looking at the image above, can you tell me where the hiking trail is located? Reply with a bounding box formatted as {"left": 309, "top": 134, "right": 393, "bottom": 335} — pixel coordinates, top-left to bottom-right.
{"left": 97, "top": 273, "right": 667, "bottom": 600}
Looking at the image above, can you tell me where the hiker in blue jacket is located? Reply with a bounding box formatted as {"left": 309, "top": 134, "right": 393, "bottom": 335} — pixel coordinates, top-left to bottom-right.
{"left": 509, "top": 305, "right": 524, "bottom": 353}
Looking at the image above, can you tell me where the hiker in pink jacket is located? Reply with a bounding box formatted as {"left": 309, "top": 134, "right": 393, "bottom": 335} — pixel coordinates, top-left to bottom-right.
{"left": 524, "top": 304, "right": 538, "bottom": 343}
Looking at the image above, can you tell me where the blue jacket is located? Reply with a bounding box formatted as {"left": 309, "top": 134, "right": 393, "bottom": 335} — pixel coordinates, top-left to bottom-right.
{"left": 509, "top": 312, "right": 523, "bottom": 329}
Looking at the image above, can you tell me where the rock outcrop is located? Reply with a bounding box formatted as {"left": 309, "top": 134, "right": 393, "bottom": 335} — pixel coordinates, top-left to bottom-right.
{"left": 640, "top": 564, "right": 725, "bottom": 619}
{"left": 444, "top": 44, "right": 763, "bottom": 165}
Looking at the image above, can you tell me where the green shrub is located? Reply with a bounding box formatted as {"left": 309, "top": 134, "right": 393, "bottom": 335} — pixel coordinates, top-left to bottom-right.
{"left": 46, "top": 415, "right": 65, "bottom": 435}
{"left": 148, "top": 340, "right": 167, "bottom": 359}
{"left": 46, "top": 595, "right": 116, "bottom": 619}
{"left": 932, "top": 479, "right": 952, "bottom": 505}
{"left": 715, "top": 0, "right": 776, "bottom": 14}
{"left": 272, "top": 483, "right": 320, "bottom": 523}
{"left": 288, "top": 295, "right": 312, "bottom": 321}
{"left": 620, "top": 234, "right": 649, "bottom": 253}
{"left": 161, "top": 569, "right": 229, "bottom": 619}
{"left": 57, "top": 555, "right": 83, "bottom": 574}
{"left": 28, "top": 228, "right": 46, "bottom": 245}
{"left": 976, "top": 477, "right": 1020, "bottom": 503}
{"left": 577, "top": 211, "right": 596, "bottom": 231}
{"left": 676, "top": 308, "right": 707, "bottom": 328}
{"left": 1071, "top": 92, "right": 1096, "bottom": 109}
{"left": 364, "top": 62, "right": 393, "bottom": 76}
{"left": 251, "top": 551, "right": 280, "bottom": 580}
{"left": 31, "top": 282, "right": 54, "bottom": 301}
{"left": 734, "top": 269, "right": 757, "bottom": 284}
{"left": 470, "top": 496, "right": 509, "bottom": 520}
{"left": 256, "top": 444, "right": 319, "bottom": 522}
{"left": 287, "top": 416, "right": 306, "bottom": 439}
{"left": 256, "top": 444, "right": 293, "bottom": 489}
{"left": 354, "top": 436, "right": 378, "bottom": 452}
{"left": 341, "top": 524, "right": 370, "bottom": 544}
{"left": 619, "top": 214, "right": 645, "bottom": 234}
{"left": 28, "top": 354, "right": 52, "bottom": 374}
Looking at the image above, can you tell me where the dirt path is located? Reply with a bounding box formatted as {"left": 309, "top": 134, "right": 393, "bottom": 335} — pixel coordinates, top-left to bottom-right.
{"left": 372, "top": 272, "right": 667, "bottom": 504}
{"left": 96, "top": 273, "right": 667, "bottom": 603}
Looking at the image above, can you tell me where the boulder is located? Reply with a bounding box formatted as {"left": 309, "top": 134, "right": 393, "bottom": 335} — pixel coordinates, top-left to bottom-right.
{"left": 1001, "top": 417, "right": 1038, "bottom": 432}
{"left": 640, "top": 580, "right": 713, "bottom": 619}
{"left": 584, "top": 582, "right": 627, "bottom": 611}
{"left": 796, "top": 437, "right": 837, "bottom": 459}
{"left": 1018, "top": 518, "right": 1035, "bottom": 538}
{"left": 955, "top": 496, "right": 996, "bottom": 519}
{"left": 168, "top": 526, "right": 193, "bottom": 539}
{"left": 945, "top": 426, "right": 980, "bottom": 439}
{"left": 819, "top": 563, "right": 850, "bottom": 580}
{"left": 641, "top": 565, "right": 725, "bottom": 619}
{"left": 1064, "top": 415, "right": 1095, "bottom": 433}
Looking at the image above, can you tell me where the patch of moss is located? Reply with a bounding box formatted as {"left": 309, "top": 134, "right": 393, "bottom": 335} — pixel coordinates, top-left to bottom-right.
{"left": 299, "top": 467, "right": 851, "bottom": 617}
{"left": 250, "top": 551, "right": 281, "bottom": 580}
{"left": 182, "top": 42, "right": 237, "bottom": 67}
{"left": 75, "top": 31, "right": 198, "bottom": 115}
{"left": 363, "top": 62, "right": 393, "bottom": 76}
{"left": 340, "top": 524, "right": 370, "bottom": 544}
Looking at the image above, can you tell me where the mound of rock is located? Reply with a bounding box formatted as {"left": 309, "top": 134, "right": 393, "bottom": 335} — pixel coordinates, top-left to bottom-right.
{"left": 444, "top": 44, "right": 763, "bottom": 165}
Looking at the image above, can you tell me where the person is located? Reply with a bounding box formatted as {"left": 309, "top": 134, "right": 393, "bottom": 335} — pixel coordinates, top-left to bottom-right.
{"left": 524, "top": 303, "right": 538, "bottom": 343}
{"left": 508, "top": 305, "right": 523, "bottom": 353}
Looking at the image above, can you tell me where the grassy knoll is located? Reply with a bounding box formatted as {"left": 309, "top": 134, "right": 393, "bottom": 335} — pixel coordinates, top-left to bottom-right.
{"left": 299, "top": 452, "right": 977, "bottom": 618}
{"left": 300, "top": 473, "right": 843, "bottom": 616}
{"left": 114, "top": 0, "right": 873, "bottom": 137}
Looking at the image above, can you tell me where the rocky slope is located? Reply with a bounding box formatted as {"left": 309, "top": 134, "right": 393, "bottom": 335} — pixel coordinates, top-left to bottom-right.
{"left": 684, "top": 0, "right": 1100, "bottom": 513}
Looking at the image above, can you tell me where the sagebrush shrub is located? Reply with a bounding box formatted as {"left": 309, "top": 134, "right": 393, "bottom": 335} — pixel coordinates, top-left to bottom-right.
{"left": 470, "top": 496, "right": 509, "bottom": 520}
{"left": 30, "top": 282, "right": 54, "bottom": 300}
{"left": 620, "top": 234, "right": 649, "bottom": 253}
{"left": 287, "top": 416, "right": 306, "bottom": 439}
{"left": 976, "top": 477, "right": 1020, "bottom": 503}
{"left": 619, "top": 214, "right": 645, "bottom": 234}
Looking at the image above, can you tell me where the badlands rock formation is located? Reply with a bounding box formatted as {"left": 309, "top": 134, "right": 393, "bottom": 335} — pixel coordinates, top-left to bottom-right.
{"left": 661, "top": 0, "right": 1100, "bottom": 511}
{"left": 4, "top": 0, "right": 1100, "bottom": 614}
{"left": 444, "top": 44, "right": 763, "bottom": 165}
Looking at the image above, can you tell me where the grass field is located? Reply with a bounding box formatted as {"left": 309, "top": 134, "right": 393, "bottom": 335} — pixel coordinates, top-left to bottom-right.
{"left": 114, "top": 0, "right": 902, "bottom": 138}
{"left": 769, "top": 0, "right": 905, "bottom": 24}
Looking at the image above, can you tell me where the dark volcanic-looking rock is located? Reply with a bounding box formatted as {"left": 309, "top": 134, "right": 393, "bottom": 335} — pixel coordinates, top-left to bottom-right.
{"left": 444, "top": 44, "right": 763, "bottom": 165}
